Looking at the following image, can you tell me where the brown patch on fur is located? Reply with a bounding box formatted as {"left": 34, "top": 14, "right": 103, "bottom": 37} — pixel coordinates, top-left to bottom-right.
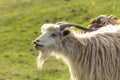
{"left": 107, "top": 15, "right": 120, "bottom": 25}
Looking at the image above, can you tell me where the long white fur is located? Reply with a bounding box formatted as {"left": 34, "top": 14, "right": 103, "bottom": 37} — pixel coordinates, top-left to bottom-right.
{"left": 34, "top": 24, "right": 120, "bottom": 80}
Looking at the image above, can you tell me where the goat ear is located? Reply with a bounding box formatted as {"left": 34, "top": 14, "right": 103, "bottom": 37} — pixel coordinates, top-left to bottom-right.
{"left": 62, "top": 30, "right": 70, "bottom": 36}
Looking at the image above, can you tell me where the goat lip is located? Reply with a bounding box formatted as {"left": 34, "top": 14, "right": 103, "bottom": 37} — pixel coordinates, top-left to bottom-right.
{"left": 37, "top": 44, "right": 43, "bottom": 47}
{"left": 34, "top": 44, "right": 44, "bottom": 49}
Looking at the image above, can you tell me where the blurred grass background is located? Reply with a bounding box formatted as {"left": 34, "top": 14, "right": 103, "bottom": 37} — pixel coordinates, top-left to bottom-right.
{"left": 0, "top": 0, "right": 120, "bottom": 80}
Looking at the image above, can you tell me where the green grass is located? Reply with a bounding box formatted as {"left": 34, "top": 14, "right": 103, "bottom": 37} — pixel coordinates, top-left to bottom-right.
{"left": 0, "top": 0, "right": 120, "bottom": 80}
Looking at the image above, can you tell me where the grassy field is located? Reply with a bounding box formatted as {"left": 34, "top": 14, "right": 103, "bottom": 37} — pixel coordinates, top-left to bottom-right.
{"left": 0, "top": 0, "right": 120, "bottom": 80}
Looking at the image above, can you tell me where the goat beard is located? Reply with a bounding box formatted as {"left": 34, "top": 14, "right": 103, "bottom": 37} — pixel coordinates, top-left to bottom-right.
{"left": 37, "top": 50, "right": 52, "bottom": 70}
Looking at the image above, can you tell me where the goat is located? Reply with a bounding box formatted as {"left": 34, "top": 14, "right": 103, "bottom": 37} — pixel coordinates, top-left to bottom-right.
{"left": 33, "top": 23, "right": 120, "bottom": 80}
{"left": 88, "top": 15, "right": 120, "bottom": 29}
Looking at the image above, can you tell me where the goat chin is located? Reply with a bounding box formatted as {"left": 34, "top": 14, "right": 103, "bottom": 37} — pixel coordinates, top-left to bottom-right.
{"left": 37, "top": 51, "right": 51, "bottom": 70}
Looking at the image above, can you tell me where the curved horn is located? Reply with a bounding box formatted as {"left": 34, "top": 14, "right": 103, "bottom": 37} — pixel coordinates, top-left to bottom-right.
{"left": 56, "top": 22, "right": 96, "bottom": 32}
{"left": 97, "top": 15, "right": 108, "bottom": 19}
{"left": 97, "top": 15, "right": 108, "bottom": 25}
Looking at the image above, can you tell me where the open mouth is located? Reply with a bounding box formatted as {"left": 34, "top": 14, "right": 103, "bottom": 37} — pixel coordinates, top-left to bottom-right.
{"left": 36, "top": 44, "right": 43, "bottom": 47}
{"left": 34, "top": 44, "right": 44, "bottom": 49}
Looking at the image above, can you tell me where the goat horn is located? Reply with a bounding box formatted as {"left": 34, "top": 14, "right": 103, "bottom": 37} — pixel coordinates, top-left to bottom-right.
{"left": 97, "top": 15, "right": 108, "bottom": 24}
{"left": 97, "top": 15, "right": 108, "bottom": 19}
{"left": 56, "top": 22, "right": 96, "bottom": 32}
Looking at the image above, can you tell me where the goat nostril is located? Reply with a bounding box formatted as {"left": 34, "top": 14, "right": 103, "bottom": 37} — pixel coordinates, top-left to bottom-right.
{"left": 33, "top": 40, "right": 40, "bottom": 44}
{"left": 36, "top": 40, "right": 40, "bottom": 42}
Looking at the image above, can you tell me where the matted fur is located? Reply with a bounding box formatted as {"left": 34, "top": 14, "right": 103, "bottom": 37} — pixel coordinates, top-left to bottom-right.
{"left": 33, "top": 24, "right": 120, "bottom": 80}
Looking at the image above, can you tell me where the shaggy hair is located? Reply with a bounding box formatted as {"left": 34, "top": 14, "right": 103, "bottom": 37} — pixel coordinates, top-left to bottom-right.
{"left": 88, "top": 15, "right": 120, "bottom": 29}
{"left": 33, "top": 24, "right": 120, "bottom": 80}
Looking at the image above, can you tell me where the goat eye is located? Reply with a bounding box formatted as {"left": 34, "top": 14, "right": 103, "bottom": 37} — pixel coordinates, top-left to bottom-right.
{"left": 51, "top": 33, "right": 57, "bottom": 38}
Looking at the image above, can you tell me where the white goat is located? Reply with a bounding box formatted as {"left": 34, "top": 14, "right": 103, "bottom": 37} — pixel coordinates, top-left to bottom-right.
{"left": 33, "top": 23, "right": 120, "bottom": 80}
